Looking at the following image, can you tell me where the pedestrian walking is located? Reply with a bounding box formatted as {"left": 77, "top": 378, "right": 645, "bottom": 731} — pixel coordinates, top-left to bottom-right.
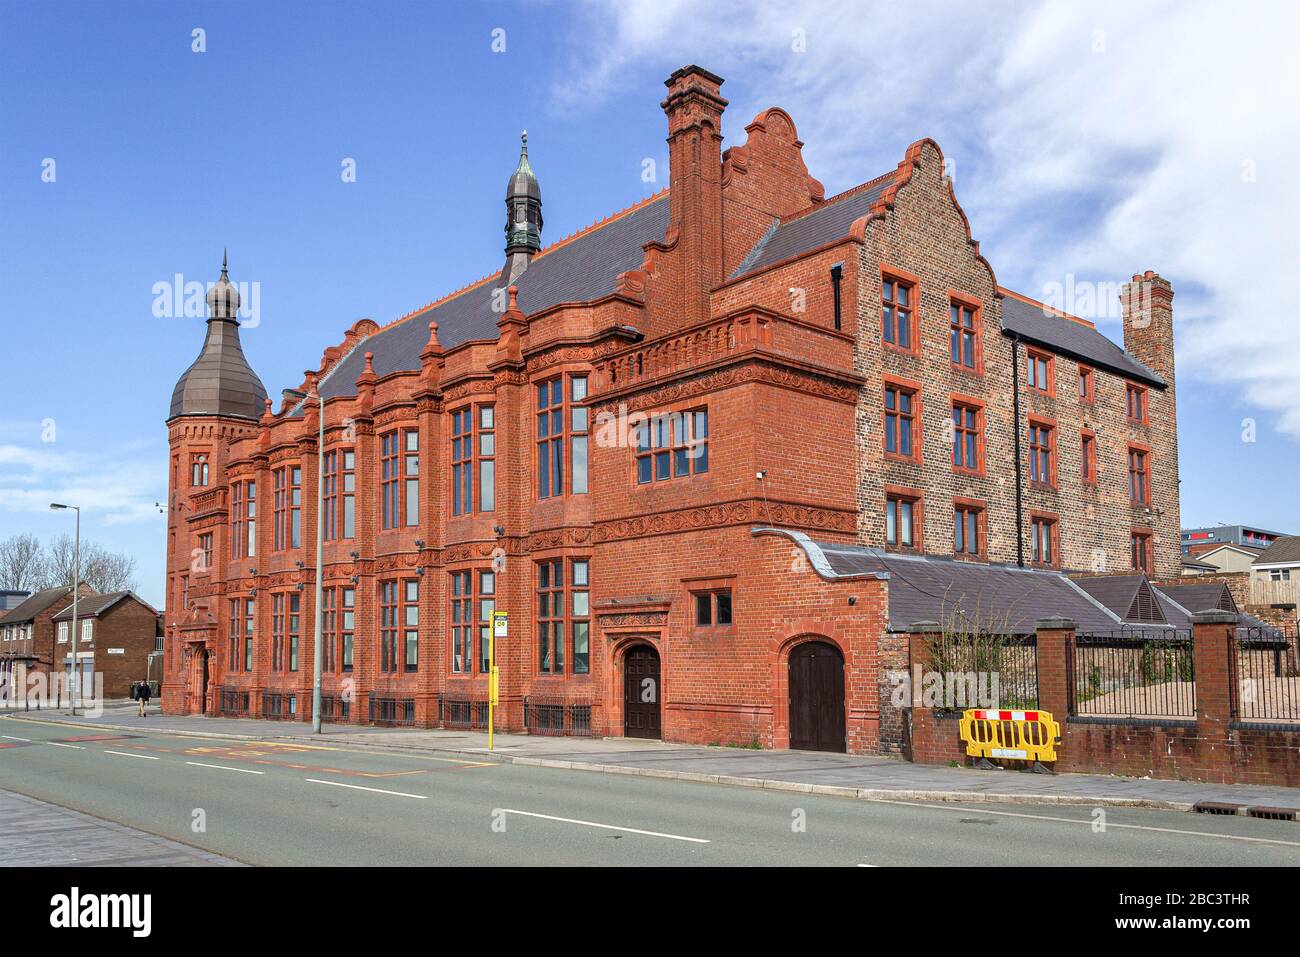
{"left": 137, "top": 680, "right": 152, "bottom": 717}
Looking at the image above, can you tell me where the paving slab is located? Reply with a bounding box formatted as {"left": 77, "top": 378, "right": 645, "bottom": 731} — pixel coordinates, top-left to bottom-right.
{"left": 0, "top": 790, "right": 242, "bottom": 867}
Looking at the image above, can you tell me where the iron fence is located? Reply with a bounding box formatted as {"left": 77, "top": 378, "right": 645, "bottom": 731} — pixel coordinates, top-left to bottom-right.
{"left": 1071, "top": 630, "right": 1195, "bottom": 719}
{"left": 523, "top": 696, "right": 595, "bottom": 736}
{"left": 1234, "top": 626, "right": 1300, "bottom": 725}
{"left": 925, "top": 632, "right": 1038, "bottom": 710}
{"left": 319, "top": 693, "right": 351, "bottom": 723}
{"left": 438, "top": 694, "right": 489, "bottom": 730}
{"left": 218, "top": 687, "right": 249, "bottom": 717}
{"left": 369, "top": 694, "right": 416, "bottom": 727}
{"left": 261, "top": 691, "right": 297, "bottom": 720}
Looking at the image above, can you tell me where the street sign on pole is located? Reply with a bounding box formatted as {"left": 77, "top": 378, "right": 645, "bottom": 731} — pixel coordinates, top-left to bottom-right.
{"left": 488, "top": 611, "right": 507, "bottom": 750}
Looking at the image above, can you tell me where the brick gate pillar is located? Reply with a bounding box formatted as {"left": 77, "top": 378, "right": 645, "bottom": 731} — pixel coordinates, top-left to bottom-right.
{"left": 1033, "top": 617, "right": 1074, "bottom": 722}
{"left": 1191, "top": 610, "right": 1238, "bottom": 734}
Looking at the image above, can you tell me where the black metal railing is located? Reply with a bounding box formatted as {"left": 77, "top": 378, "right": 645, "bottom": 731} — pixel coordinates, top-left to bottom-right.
{"left": 319, "top": 693, "right": 351, "bottom": 723}
{"left": 438, "top": 694, "right": 489, "bottom": 730}
{"left": 261, "top": 691, "right": 297, "bottom": 720}
{"left": 1071, "top": 630, "right": 1195, "bottom": 719}
{"left": 924, "top": 633, "right": 1038, "bottom": 710}
{"left": 218, "top": 687, "right": 249, "bottom": 717}
{"left": 369, "top": 694, "right": 416, "bottom": 727}
{"left": 1235, "top": 626, "right": 1299, "bottom": 725}
{"left": 523, "top": 697, "right": 595, "bottom": 737}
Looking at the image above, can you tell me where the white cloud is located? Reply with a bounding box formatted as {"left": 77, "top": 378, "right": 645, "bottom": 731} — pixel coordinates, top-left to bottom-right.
{"left": 564, "top": 0, "right": 1300, "bottom": 436}
{"left": 0, "top": 441, "right": 165, "bottom": 525}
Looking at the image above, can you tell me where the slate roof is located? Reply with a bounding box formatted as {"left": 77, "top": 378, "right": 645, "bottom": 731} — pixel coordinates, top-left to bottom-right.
{"left": 1253, "top": 535, "right": 1300, "bottom": 566}
{"left": 51, "top": 591, "right": 157, "bottom": 621}
{"left": 754, "top": 530, "right": 1126, "bottom": 634}
{"left": 1000, "top": 293, "right": 1165, "bottom": 387}
{"left": 1156, "top": 581, "right": 1237, "bottom": 616}
{"left": 314, "top": 193, "right": 672, "bottom": 401}
{"left": 1071, "top": 575, "right": 1168, "bottom": 625}
{"left": 755, "top": 529, "right": 1292, "bottom": 640}
{"left": 731, "top": 178, "right": 892, "bottom": 277}
{"left": 2, "top": 586, "right": 76, "bottom": 626}
{"left": 307, "top": 155, "right": 1161, "bottom": 405}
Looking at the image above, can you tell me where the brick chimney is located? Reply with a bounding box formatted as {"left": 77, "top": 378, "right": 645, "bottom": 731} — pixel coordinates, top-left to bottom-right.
{"left": 662, "top": 65, "right": 727, "bottom": 325}
{"left": 1122, "top": 270, "right": 1175, "bottom": 389}
{"left": 1122, "top": 270, "right": 1181, "bottom": 579}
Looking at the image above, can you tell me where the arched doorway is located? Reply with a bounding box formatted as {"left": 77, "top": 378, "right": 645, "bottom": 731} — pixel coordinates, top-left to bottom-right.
{"left": 788, "top": 640, "right": 845, "bottom": 752}
{"left": 623, "top": 645, "right": 661, "bottom": 739}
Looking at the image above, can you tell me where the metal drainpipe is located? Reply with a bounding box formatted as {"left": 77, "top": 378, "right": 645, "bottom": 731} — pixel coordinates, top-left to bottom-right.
{"left": 1011, "top": 334, "right": 1025, "bottom": 566}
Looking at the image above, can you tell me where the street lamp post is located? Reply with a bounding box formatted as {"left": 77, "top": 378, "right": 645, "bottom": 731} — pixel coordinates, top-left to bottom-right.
{"left": 49, "top": 503, "right": 80, "bottom": 715}
{"left": 311, "top": 390, "right": 324, "bottom": 733}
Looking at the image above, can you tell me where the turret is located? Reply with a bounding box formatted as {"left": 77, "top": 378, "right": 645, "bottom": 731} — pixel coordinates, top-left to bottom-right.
{"left": 502, "top": 131, "right": 543, "bottom": 285}
{"left": 169, "top": 251, "right": 268, "bottom": 422}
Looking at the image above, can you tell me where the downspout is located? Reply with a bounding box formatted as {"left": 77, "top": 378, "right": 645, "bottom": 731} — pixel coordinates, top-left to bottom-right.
{"left": 1010, "top": 334, "right": 1025, "bottom": 566}
{"left": 830, "top": 263, "right": 843, "bottom": 331}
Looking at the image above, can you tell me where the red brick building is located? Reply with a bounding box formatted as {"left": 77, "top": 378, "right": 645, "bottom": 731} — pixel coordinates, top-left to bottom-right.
{"left": 1, "top": 585, "right": 89, "bottom": 693}
{"left": 162, "top": 66, "right": 1180, "bottom": 753}
{"left": 50, "top": 592, "right": 162, "bottom": 699}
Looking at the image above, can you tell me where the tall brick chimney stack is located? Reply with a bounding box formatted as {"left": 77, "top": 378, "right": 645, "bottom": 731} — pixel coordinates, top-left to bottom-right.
{"left": 662, "top": 65, "right": 727, "bottom": 325}
{"left": 1122, "top": 270, "right": 1181, "bottom": 578}
{"left": 1121, "top": 270, "right": 1175, "bottom": 389}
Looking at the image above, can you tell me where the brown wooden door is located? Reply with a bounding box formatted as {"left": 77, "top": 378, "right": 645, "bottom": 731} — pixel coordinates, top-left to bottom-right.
{"left": 623, "top": 645, "right": 661, "bottom": 739}
{"left": 788, "top": 641, "right": 845, "bottom": 752}
{"left": 197, "top": 650, "right": 209, "bottom": 715}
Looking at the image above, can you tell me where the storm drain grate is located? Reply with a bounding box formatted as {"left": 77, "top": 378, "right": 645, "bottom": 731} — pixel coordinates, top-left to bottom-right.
{"left": 1245, "top": 806, "right": 1299, "bottom": 821}
{"left": 1193, "top": 801, "right": 1245, "bottom": 816}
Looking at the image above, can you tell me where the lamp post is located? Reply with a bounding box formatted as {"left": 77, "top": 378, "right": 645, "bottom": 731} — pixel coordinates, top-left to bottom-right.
{"left": 311, "top": 390, "right": 324, "bottom": 733}
{"left": 49, "top": 503, "right": 80, "bottom": 715}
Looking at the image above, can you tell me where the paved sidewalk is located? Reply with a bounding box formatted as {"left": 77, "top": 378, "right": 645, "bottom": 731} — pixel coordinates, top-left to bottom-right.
{"left": 0, "top": 790, "right": 242, "bottom": 867}
{"left": 6, "top": 704, "right": 1299, "bottom": 813}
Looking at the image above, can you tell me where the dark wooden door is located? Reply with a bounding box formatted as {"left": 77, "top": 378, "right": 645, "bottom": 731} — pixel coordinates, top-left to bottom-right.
{"left": 623, "top": 645, "right": 661, "bottom": 739}
{"left": 198, "top": 650, "right": 209, "bottom": 715}
{"left": 788, "top": 641, "right": 845, "bottom": 752}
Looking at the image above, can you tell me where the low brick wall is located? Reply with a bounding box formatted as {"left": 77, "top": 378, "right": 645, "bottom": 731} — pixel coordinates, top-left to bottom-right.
{"left": 905, "top": 613, "right": 1300, "bottom": 788}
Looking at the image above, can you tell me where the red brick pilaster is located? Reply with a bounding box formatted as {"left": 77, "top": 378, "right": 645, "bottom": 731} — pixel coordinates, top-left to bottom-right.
{"left": 1033, "top": 617, "right": 1074, "bottom": 722}
{"left": 1191, "top": 610, "right": 1238, "bottom": 733}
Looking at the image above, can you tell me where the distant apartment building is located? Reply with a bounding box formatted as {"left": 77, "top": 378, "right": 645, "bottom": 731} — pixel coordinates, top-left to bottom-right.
{"left": 1182, "top": 524, "right": 1287, "bottom": 557}
{"left": 0, "top": 590, "right": 31, "bottom": 612}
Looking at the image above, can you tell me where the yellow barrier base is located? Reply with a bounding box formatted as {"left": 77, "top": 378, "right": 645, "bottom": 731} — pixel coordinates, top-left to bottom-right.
{"left": 959, "top": 708, "right": 1061, "bottom": 765}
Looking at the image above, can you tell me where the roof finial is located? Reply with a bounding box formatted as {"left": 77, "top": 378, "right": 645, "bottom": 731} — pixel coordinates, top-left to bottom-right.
{"left": 221, "top": 247, "right": 229, "bottom": 278}
{"left": 521, "top": 129, "right": 528, "bottom": 155}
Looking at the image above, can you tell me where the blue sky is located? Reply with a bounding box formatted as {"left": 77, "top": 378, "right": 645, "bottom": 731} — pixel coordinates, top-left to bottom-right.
{"left": 2, "top": 0, "right": 1297, "bottom": 608}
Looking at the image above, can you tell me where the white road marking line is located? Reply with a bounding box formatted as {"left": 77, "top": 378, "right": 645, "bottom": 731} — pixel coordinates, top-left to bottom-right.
{"left": 48, "top": 742, "right": 84, "bottom": 749}
{"left": 1, "top": 735, "right": 31, "bottom": 741}
{"left": 104, "top": 750, "right": 159, "bottom": 760}
{"left": 306, "top": 778, "right": 426, "bottom": 799}
{"left": 868, "top": 798, "right": 1300, "bottom": 848}
{"left": 499, "top": 808, "right": 710, "bottom": 844}
{"left": 856, "top": 863, "right": 879, "bottom": 867}
{"left": 186, "top": 761, "right": 264, "bottom": 775}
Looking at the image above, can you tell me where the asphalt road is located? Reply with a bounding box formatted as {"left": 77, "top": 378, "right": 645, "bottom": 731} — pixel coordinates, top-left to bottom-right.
{"left": 3, "top": 716, "right": 1298, "bottom": 866}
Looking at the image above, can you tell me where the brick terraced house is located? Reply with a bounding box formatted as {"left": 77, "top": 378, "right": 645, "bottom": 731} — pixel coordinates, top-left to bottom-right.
{"left": 162, "top": 66, "right": 1181, "bottom": 753}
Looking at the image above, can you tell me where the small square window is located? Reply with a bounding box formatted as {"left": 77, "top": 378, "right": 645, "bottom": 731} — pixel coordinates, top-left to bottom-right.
{"left": 694, "top": 589, "right": 733, "bottom": 629}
